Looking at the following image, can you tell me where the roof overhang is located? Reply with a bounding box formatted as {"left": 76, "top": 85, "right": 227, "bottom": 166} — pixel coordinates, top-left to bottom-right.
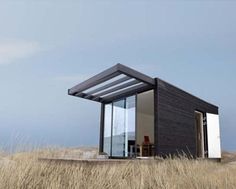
{"left": 68, "top": 64, "right": 155, "bottom": 103}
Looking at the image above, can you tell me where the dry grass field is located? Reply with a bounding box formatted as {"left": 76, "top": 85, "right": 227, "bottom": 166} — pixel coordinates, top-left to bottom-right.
{"left": 0, "top": 148, "right": 236, "bottom": 189}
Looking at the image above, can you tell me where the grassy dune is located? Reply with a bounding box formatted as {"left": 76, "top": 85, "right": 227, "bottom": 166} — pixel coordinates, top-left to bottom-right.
{"left": 0, "top": 148, "right": 236, "bottom": 189}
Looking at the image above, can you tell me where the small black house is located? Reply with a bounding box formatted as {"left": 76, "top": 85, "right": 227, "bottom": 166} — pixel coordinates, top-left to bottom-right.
{"left": 68, "top": 64, "right": 221, "bottom": 160}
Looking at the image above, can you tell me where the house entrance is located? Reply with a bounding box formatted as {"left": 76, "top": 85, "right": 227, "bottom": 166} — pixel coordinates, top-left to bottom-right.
{"left": 195, "top": 111, "right": 205, "bottom": 158}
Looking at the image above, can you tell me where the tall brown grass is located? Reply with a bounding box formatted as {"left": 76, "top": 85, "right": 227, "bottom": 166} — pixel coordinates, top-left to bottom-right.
{"left": 0, "top": 148, "right": 236, "bottom": 189}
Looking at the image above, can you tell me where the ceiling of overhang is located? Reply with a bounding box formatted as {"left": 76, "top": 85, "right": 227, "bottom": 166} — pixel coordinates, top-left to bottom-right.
{"left": 68, "top": 64, "right": 155, "bottom": 103}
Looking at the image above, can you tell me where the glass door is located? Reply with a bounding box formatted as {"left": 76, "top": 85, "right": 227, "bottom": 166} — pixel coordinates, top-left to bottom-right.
{"left": 125, "top": 96, "right": 136, "bottom": 157}
{"left": 103, "top": 104, "right": 112, "bottom": 156}
{"left": 103, "top": 95, "right": 136, "bottom": 158}
{"left": 112, "top": 99, "right": 126, "bottom": 157}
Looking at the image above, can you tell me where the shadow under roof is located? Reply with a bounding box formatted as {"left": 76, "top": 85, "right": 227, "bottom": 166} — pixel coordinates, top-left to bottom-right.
{"left": 68, "top": 64, "right": 155, "bottom": 103}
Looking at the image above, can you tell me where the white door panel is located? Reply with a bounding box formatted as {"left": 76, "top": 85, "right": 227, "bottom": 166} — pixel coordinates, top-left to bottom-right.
{"left": 206, "top": 113, "right": 221, "bottom": 158}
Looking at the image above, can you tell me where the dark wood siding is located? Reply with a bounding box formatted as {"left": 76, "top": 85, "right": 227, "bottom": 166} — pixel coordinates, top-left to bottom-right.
{"left": 156, "top": 78, "right": 218, "bottom": 157}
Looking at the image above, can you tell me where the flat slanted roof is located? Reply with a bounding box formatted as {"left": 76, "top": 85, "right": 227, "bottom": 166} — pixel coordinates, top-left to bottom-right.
{"left": 68, "top": 64, "right": 155, "bottom": 103}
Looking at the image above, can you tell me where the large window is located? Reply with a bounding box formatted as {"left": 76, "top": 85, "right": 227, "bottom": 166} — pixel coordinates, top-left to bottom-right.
{"left": 112, "top": 99, "right": 126, "bottom": 156}
{"left": 103, "top": 96, "right": 136, "bottom": 157}
{"left": 125, "top": 96, "right": 136, "bottom": 157}
{"left": 103, "top": 104, "right": 112, "bottom": 156}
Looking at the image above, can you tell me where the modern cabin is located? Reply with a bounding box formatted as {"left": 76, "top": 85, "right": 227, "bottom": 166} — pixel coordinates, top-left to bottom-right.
{"left": 68, "top": 64, "right": 221, "bottom": 160}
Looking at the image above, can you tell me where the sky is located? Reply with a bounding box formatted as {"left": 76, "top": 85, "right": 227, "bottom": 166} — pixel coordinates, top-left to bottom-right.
{"left": 0, "top": 0, "right": 235, "bottom": 151}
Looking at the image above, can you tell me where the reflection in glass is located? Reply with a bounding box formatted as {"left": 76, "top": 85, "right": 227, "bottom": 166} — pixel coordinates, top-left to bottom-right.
{"left": 125, "top": 96, "right": 136, "bottom": 157}
{"left": 103, "top": 95, "right": 136, "bottom": 157}
{"left": 103, "top": 104, "right": 112, "bottom": 156}
{"left": 111, "top": 96, "right": 136, "bottom": 157}
{"left": 112, "top": 100, "right": 126, "bottom": 157}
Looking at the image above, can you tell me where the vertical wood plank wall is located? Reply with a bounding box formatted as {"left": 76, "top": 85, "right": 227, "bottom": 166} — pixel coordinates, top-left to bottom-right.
{"left": 156, "top": 78, "right": 218, "bottom": 157}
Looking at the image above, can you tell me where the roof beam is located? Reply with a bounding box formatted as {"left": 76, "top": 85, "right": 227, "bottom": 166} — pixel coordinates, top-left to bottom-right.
{"left": 92, "top": 80, "right": 141, "bottom": 101}
{"left": 101, "top": 83, "right": 153, "bottom": 103}
{"left": 117, "top": 64, "right": 155, "bottom": 86}
{"left": 83, "top": 76, "right": 131, "bottom": 99}
{"left": 74, "top": 92, "right": 102, "bottom": 102}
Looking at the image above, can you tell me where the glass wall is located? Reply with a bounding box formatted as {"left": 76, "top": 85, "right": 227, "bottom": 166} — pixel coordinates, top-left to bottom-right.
{"left": 103, "top": 104, "right": 112, "bottom": 156}
{"left": 112, "top": 100, "right": 126, "bottom": 156}
{"left": 125, "top": 96, "right": 136, "bottom": 157}
{"left": 103, "top": 95, "right": 136, "bottom": 157}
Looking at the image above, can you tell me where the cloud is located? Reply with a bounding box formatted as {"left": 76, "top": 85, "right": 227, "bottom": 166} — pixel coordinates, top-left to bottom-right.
{"left": 0, "top": 39, "right": 41, "bottom": 65}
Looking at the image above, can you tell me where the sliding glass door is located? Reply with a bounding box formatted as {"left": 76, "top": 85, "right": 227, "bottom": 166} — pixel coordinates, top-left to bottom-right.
{"left": 103, "top": 104, "right": 112, "bottom": 156}
{"left": 125, "top": 96, "right": 136, "bottom": 157}
{"left": 103, "top": 95, "right": 136, "bottom": 157}
{"left": 112, "top": 99, "right": 126, "bottom": 156}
